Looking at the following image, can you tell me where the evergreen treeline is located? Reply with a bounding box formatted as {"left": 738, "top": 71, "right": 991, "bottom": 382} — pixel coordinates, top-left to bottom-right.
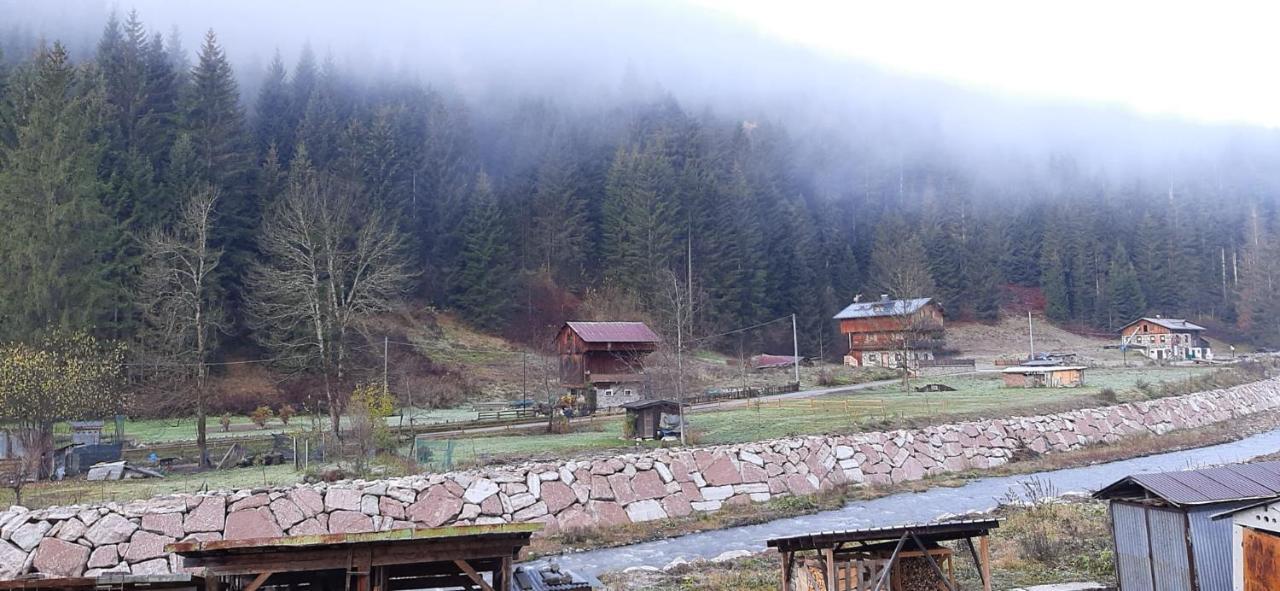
{"left": 3, "top": 10, "right": 1280, "bottom": 366}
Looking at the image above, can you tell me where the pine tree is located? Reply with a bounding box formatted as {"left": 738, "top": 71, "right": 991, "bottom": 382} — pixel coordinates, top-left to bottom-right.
{"left": 1041, "top": 250, "right": 1071, "bottom": 322}
{"left": 253, "top": 51, "right": 290, "bottom": 159}
{"left": 868, "top": 217, "right": 935, "bottom": 299}
{"left": 601, "top": 143, "right": 678, "bottom": 295}
{"left": 528, "top": 140, "right": 588, "bottom": 287}
{"left": 1106, "top": 243, "right": 1147, "bottom": 327}
{"left": 185, "top": 30, "right": 255, "bottom": 290}
{"left": 452, "top": 172, "right": 512, "bottom": 330}
{"left": 0, "top": 43, "right": 115, "bottom": 339}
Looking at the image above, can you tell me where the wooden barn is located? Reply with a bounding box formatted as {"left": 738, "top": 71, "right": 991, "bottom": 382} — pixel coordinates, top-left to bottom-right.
{"left": 833, "top": 295, "right": 944, "bottom": 369}
{"left": 1000, "top": 363, "right": 1086, "bottom": 388}
{"left": 556, "top": 321, "right": 660, "bottom": 410}
{"left": 1119, "top": 316, "right": 1213, "bottom": 362}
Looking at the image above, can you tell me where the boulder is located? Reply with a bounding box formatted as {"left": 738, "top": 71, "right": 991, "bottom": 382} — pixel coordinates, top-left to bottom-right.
{"left": 407, "top": 487, "right": 462, "bottom": 528}
{"left": 141, "top": 513, "right": 184, "bottom": 538}
{"left": 324, "top": 488, "right": 362, "bottom": 512}
{"left": 85, "top": 513, "right": 137, "bottom": 546}
{"left": 624, "top": 500, "right": 667, "bottom": 523}
{"left": 122, "top": 531, "right": 174, "bottom": 563}
{"left": 223, "top": 508, "right": 283, "bottom": 540}
{"left": 328, "top": 511, "right": 374, "bottom": 534}
{"left": 32, "top": 538, "right": 89, "bottom": 577}
{"left": 184, "top": 497, "right": 226, "bottom": 533}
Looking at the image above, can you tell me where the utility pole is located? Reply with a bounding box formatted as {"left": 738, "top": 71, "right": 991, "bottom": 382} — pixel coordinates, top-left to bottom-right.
{"left": 1027, "top": 311, "right": 1035, "bottom": 360}
{"left": 791, "top": 313, "right": 800, "bottom": 387}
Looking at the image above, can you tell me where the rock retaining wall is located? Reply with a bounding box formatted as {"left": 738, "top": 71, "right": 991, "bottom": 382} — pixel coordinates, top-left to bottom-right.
{"left": 4, "top": 377, "right": 1280, "bottom": 579}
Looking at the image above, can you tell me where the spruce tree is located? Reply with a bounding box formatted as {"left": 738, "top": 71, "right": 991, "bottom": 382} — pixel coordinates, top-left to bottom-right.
{"left": 253, "top": 51, "right": 291, "bottom": 159}
{"left": 452, "top": 172, "right": 512, "bottom": 330}
{"left": 0, "top": 43, "right": 115, "bottom": 339}
{"left": 1041, "top": 250, "right": 1071, "bottom": 322}
{"left": 1106, "top": 243, "right": 1147, "bottom": 327}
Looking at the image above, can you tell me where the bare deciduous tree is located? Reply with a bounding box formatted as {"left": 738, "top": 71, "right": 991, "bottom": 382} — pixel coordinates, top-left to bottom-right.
{"left": 136, "top": 186, "right": 224, "bottom": 468}
{"left": 246, "top": 168, "right": 413, "bottom": 438}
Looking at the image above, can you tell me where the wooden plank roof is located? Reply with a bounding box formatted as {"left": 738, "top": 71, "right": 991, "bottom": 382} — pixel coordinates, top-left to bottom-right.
{"left": 765, "top": 519, "right": 1000, "bottom": 553}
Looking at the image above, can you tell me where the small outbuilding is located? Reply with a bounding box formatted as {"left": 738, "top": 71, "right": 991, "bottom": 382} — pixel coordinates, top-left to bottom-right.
{"left": 1094, "top": 462, "right": 1280, "bottom": 591}
{"left": 766, "top": 519, "right": 999, "bottom": 591}
{"left": 1000, "top": 363, "right": 1086, "bottom": 388}
{"left": 1211, "top": 495, "right": 1280, "bottom": 591}
{"left": 620, "top": 399, "right": 682, "bottom": 440}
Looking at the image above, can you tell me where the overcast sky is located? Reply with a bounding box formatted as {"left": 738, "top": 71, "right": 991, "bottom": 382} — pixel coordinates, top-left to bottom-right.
{"left": 696, "top": 0, "right": 1279, "bottom": 128}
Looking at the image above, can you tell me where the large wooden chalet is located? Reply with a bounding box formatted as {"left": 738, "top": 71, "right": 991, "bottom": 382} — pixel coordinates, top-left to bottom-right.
{"left": 556, "top": 321, "right": 660, "bottom": 410}
{"left": 1119, "top": 316, "right": 1212, "bottom": 362}
{"left": 833, "top": 295, "right": 944, "bottom": 368}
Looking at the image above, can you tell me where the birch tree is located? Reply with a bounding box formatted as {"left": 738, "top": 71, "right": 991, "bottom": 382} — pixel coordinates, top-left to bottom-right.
{"left": 136, "top": 185, "right": 224, "bottom": 467}
{"left": 247, "top": 162, "right": 412, "bottom": 437}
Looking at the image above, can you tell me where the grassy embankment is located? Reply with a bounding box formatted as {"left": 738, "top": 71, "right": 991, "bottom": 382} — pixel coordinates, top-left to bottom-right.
{"left": 440, "top": 365, "right": 1215, "bottom": 465}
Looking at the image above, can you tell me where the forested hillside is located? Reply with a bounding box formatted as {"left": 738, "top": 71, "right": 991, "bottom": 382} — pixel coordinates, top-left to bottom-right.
{"left": 2, "top": 7, "right": 1280, "bottom": 376}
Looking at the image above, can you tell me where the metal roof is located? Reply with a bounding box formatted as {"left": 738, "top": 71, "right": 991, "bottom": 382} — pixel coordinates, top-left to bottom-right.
{"left": 620, "top": 399, "right": 680, "bottom": 410}
{"left": 765, "top": 518, "right": 1000, "bottom": 553}
{"left": 1001, "top": 365, "right": 1087, "bottom": 374}
{"left": 833, "top": 297, "right": 934, "bottom": 320}
{"left": 1094, "top": 462, "right": 1280, "bottom": 506}
{"left": 1120, "top": 317, "right": 1207, "bottom": 332}
{"left": 564, "top": 321, "right": 660, "bottom": 343}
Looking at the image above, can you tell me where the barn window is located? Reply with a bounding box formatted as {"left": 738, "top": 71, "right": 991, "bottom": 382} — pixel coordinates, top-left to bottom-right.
{"left": 623, "top": 389, "right": 634, "bottom": 397}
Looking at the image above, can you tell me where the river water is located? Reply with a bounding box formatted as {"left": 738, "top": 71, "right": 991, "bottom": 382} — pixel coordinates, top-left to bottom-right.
{"left": 544, "top": 426, "right": 1280, "bottom": 576}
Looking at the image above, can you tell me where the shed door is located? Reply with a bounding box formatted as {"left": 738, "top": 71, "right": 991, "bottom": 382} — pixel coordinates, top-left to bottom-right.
{"left": 1244, "top": 526, "right": 1280, "bottom": 591}
{"left": 1148, "top": 507, "right": 1193, "bottom": 591}
{"left": 1113, "top": 503, "right": 1155, "bottom": 591}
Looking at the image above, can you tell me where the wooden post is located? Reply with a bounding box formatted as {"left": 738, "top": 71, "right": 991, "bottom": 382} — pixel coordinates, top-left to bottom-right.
{"left": 824, "top": 547, "right": 837, "bottom": 591}
{"left": 780, "top": 551, "right": 793, "bottom": 591}
{"left": 978, "top": 535, "right": 992, "bottom": 591}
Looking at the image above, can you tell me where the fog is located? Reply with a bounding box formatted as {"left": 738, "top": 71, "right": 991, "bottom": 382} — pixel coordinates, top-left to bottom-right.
{"left": 6, "top": 0, "right": 1280, "bottom": 199}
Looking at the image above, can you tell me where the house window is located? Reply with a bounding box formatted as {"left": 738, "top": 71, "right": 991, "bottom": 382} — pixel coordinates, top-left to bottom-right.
{"left": 602, "top": 389, "right": 614, "bottom": 398}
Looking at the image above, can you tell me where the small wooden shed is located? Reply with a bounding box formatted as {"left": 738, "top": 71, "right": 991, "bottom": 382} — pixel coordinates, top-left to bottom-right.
{"left": 1000, "top": 364, "right": 1086, "bottom": 388}
{"left": 766, "top": 519, "right": 999, "bottom": 591}
{"left": 620, "top": 399, "right": 681, "bottom": 440}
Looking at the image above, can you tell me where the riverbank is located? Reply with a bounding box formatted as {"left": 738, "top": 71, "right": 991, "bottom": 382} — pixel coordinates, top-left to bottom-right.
{"left": 528, "top": 406, "right": 1280, "bottom": 558}
{"left": 598, "top": 496, "right": 1114, "bottom": 591}
{"left": 539, "top": 408, "right": 1280, "bottom": 576}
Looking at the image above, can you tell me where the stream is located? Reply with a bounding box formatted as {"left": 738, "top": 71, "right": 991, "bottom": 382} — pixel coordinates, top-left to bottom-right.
{"left": 543, "top": 426, "right": 1280, "bottom": 576}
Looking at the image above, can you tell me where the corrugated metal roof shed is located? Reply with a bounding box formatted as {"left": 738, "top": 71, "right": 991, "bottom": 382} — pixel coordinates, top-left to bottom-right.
{"left": 564, "top": 321, "right": 660, "bottom": 343}
{"left": 832, "top": 297, "right": 933, "bottom": 320}
{"left": 1095, "top": 461, "right": 1280, "bottom": 506}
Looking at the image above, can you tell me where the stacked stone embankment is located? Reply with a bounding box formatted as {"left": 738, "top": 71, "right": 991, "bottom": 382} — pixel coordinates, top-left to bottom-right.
{"left": 3, "top": 376, "right": 1278, "bottom": 578}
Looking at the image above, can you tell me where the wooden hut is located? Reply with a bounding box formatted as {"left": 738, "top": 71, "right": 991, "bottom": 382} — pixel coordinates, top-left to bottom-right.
{"left": 556, "top": 322, "right": 660, "bottom": 411}
{"left": 1000, "top": 364, "right": 1086, "bottom": 388}
{"left": 620, "top": 399, "right": 682, "bottom": 440}
{"left": 766, "top": 519, "right": 998, "bottom": 591}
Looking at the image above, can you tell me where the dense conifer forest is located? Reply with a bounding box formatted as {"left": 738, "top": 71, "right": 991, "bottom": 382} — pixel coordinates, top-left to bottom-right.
{"left": 2, "top": 8, "right": 1280, "bottom": 368}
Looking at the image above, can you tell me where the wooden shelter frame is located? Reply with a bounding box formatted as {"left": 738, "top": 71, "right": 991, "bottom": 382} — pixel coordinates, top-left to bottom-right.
{"left": 768, "top": 520, "right": 996, "bottom": 591}
{"left": 167, "top": 524, "right": 541, "bottom": 591}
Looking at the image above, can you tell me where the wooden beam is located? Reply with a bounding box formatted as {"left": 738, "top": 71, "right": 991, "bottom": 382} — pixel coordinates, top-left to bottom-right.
{"left": 872, "top": 533, "right": 908, "bottom": 591}
{"left": 242, "top": 572, "right": 273, "bottom": 591}
{"left": 453, "top": 559, "right": 496, "bottom": 591}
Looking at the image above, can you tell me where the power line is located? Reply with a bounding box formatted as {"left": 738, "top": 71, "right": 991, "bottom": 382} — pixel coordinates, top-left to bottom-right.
{"left": 690, "top": 315, "right": 793, "bottom": 345}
